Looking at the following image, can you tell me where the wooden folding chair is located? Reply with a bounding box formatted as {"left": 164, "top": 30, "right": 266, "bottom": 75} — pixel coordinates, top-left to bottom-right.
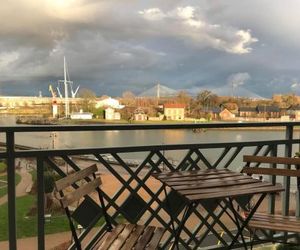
{"left": 54, "top": 164, "right": 165, "bottom": 250}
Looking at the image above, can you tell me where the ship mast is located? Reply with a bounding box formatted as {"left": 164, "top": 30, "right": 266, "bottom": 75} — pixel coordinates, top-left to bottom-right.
{"left": 64, "top": 57, "right": 69, "bottom": 118}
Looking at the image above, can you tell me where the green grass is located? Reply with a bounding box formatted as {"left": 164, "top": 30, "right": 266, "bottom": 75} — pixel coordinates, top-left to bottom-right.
{"left": 0, "top": 193, "right": 117, "bottom": 241}
{"left": 0, "top": 173, "right": 21, "bottom": 198}
{"left": 0, "top": 162, "right": 6, "bottom": 173}
{"left": 0, "top": 195, "right": 70, "bottom": 241}
{"left": 30, "top": 170, "right": 37, "bottom": 183}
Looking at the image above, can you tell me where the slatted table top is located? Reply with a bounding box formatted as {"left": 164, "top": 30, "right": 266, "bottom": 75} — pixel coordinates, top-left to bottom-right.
{"left": 152, "top": 168, "right": 284, "bottom": 202}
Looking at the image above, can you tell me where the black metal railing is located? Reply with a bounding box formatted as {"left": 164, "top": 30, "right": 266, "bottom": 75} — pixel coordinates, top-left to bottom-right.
{"left": 1, "top": 122, "right": 300, "bottom": 249}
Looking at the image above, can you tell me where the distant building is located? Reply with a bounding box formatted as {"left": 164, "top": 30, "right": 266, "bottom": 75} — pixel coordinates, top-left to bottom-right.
{"left": 95, "top": 97, "right": 124, "bottom": 109}
{"left": 164, "top": 103, "right": 185, "bottom": 120}
{"left": 219, "top": 108, "right": 235, "bottom": 120}
{"left": 201, "top": 107, "right": 221, "bottom": 120}
{"left": 104, "top": 107, "right": 121, "bottom": 120}
{"left": 133, "top": 108, "right": 148, "bottom": 121}
{"left": 287, "top": 105, "right": 300, "bottom": 120}
{"left": 70, "top": 110, "right": 93, "bottom": 120}
{"left": 238, "top": 107, "right": 257, "bottom": 118}
{"left": 257, "top": 105, "right": 280, "bottom": 119}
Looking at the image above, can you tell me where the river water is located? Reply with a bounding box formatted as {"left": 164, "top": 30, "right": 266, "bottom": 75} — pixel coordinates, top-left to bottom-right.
{"left": 0, "top": 115, "right": 289, "bottom": 148}
{"left": 0, "top": 114, "right": 295, "bottom": 161}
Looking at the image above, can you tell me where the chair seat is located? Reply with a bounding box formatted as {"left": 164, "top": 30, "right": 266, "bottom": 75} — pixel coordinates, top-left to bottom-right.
{"left": 96, "top": 224, "right": 165, "bottom": 250}
{"left": 246, "top": 212, "right": 300, "bottom": 233}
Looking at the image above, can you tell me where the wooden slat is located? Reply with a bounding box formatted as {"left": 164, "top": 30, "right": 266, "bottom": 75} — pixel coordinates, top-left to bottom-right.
{"left": 178, "top": 181, "right": 271, "bottom": 196}
{"left": 242, "top": 167, "right": 300, "bottom": 177}
{"left": 134, "top": 226, "right": 155, "bottom": 249}
{"left": 247, "top": 212, "right": 300, "bottom": 222}
{"left": 146, "top": 227, "right": 165, "bottom": 250}
{"left": 161, "top": 171, "right": 242, "bottom": 183}
{"left": 97, "top": 224, "right": 126, "bottom": 250}
{"left": 165, "top": 175, "right": 254, "bottom": 187}
{"left": 244, "top": 155, "right": 300, "bottom": 165}
{"left": 108, "top": 224, "right": 135, "bottom": 250}
{"left": 186, "top": 183, "right": 284, "bottom": 201}
{"left": 120, "top": 225, "right": 145, "bottom": 250}
{"left": 55, "top": 164, "right": 98, "bottom": 191}
{"left": 248, "top": 214, "right": 300, "bottom": 233}
{"left": 60, "top": 177, "right": 101, "bottom": 208}
{"left": 251, "top": 216, "right": 300, "bottom": 225}
{"left": 152, "top": 168, "right": 230, "bottom": 179}
{"left": 94, "top": 232, "right": 111, "bottom": 250}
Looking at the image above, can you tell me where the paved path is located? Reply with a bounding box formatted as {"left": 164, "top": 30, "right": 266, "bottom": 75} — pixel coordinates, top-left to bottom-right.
{"left": 0, "top": 231, "right": 72, "bottom": 250}
{"left": 0, "top": 164, "right": 33, "bottom": 205}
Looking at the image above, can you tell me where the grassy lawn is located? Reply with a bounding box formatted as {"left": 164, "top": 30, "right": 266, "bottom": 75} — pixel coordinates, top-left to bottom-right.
{"left": 0, "top": 162, "right": 6, "bottom": 173}
{"left": 0, "top": 195, "right": 70, "bottom": 241}
{"left": 0, "top": 173, "right": 21, "bottom": 198}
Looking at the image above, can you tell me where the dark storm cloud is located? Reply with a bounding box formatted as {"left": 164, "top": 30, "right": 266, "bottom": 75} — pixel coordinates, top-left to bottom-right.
{"left": 0, "top": 0, "right": 299, "bottom": 97}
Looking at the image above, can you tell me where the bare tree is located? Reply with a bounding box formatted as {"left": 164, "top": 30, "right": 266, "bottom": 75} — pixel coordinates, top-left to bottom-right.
{"left": 121, "top": 91, "right": 136, "bottom": 106}
{"left": 78, "top": 88, "right": 97, "bottom": 112}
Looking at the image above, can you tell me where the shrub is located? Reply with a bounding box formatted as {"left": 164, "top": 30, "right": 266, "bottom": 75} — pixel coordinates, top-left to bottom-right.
{"left": 277, "top": 244, "right": 300, "bottom": 250}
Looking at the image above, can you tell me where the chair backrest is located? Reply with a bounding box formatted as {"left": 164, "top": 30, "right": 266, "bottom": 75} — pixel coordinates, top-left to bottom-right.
{"left": 55, "top": 164, "right": 101, "bottom": 208}
{"left": 242, "top": 155, "right": 300, "bottom": 177}
{"left": 55, "top": 164, "right": 110, "bottom": 250}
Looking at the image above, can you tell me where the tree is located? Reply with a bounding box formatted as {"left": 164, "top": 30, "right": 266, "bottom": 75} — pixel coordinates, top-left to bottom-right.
{"left": 122, "top": 91, "right": 135, "bottom": 99}
{"left": 176, "top": 91, "right": 192, "bottom": 105}
{"left": 175, "top": 91, "right": 192, "bottom": 116}
{"left": 281, "top": 93, "right": 297, "bottom": 108}
{"left": 196, "top": 90, "right": 217, "bottom": 108}
{"left": 94, "top": 108, "right": 105, "bottom": 119}
{"left": 121, "top": 91, "right": 136, "bottom": 106}
{"left": 78, "top": 88, "right": 97, "bottom": 112}
{"left": 190, "top": 90, "right": 218, "bottom": 118}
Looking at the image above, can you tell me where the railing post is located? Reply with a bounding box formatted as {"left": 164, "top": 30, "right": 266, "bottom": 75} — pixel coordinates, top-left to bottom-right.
{"left": 6, "top": 131, "right": 17, "bottom": 250}
{"left": 268, "top": 145, "right": 277, "bottom": 215}
{"left": 37, "top": 156, "right": 45, "bottom": 250}
{"left": 282, "top": 125, "right": 293, "bottom": 216}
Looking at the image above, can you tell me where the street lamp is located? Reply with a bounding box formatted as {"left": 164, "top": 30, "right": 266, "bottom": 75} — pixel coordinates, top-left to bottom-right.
{"left": 49, "top": 132, "right": 57, "bottom": 149}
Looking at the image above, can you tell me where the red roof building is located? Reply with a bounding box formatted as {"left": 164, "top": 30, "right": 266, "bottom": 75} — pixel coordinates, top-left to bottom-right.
{"left": 164, "top": 103, "right": 185, "bottom": 120}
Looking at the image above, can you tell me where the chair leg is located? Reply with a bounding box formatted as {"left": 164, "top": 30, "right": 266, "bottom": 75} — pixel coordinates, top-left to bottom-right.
{"left": 250, "top": 229, "right": 256, "bottom": 250}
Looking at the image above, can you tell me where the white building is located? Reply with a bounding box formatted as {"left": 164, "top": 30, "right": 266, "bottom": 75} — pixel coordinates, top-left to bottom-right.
{"left": 70, "top": 110, "right": 93, "bottom": 120}
{"left": 95, "top": 97, "right": 124, "bottom": 109}
{"left": 105, "top": 107, "right": 121, "bottom": 120}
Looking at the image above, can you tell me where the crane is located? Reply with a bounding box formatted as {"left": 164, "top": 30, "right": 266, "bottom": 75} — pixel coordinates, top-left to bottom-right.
{"left": 70, "top": 82, "right": 80, "bottom": 98}
{"left": 49, "top": 84, "right": 57, "bottom": 98}
{"left": 56, "top": 83, "right": 63, "bottom": 98}
{"left": 49, "top": 84, "right": 59, "bottom": 118}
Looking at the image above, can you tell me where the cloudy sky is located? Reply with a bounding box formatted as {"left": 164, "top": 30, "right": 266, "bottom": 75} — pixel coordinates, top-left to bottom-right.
{"left": 1, "top": 0, "right": 300, "bottom": 98}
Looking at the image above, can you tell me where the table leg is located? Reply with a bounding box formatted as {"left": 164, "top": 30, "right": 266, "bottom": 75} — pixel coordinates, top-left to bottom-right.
{"left": 228, "top": 198, "right": 248, "bottom": 250}
{"left": 163, "top": 185, "right": 177, "bottom": 244}
{"left": 171, "top": 203, "right": 194, "bottom": 250}
{"left": 227, "top": 193, "right": 267, "bottom": 249}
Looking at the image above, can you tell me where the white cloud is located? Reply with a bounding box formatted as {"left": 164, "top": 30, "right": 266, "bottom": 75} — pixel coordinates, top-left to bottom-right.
{"left": 0, "top": 51, "right": 19, "bottom": 69}
{"left": 225, "top": 30, "right": 258, "bottom": 54}
{"left": 290, "top": 79, "right": 300, "bottom": 91}
{"left": 138, "top": 8, "right": 166, "bottom": 21}
{"left": 139, "top": 6, "right": 257, "bottom": 54}
{"left": 176, "top": 6, "right": 195, "bottom": 20}
{"left": 227, "top": 72, "right": 251, "bottom": 87}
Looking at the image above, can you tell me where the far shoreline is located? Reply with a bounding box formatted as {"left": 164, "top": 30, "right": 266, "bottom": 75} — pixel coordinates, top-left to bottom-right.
{"left": 12, "top": 115, "right": 300, "bottom": 131}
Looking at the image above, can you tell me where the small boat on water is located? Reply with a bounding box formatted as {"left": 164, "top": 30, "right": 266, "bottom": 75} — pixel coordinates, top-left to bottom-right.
{"left": 192, "top": 128, "right": 207, "bottom": 133}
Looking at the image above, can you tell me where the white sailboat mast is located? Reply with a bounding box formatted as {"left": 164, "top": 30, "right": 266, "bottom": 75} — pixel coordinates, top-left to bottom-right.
{"left": 64, "top": 57, "right": 70, "bottom": 118}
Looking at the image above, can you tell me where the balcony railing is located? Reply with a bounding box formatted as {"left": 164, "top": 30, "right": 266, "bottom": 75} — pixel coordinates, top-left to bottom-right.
{"left": 1, "top": 122, "right": 300, "bottom": 249}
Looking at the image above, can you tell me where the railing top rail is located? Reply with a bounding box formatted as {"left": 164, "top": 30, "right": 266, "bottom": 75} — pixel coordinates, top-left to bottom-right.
{"left": 0, "top": 121, "right": 299, "bottom": 132}
{"left": 7, "top": 138, "right": 300, "bottom": 158}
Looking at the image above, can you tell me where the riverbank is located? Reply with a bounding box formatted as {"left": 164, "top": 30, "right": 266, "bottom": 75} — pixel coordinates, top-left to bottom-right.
{"left": 56, "top": 119, "right": 300, "bottom": 131}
